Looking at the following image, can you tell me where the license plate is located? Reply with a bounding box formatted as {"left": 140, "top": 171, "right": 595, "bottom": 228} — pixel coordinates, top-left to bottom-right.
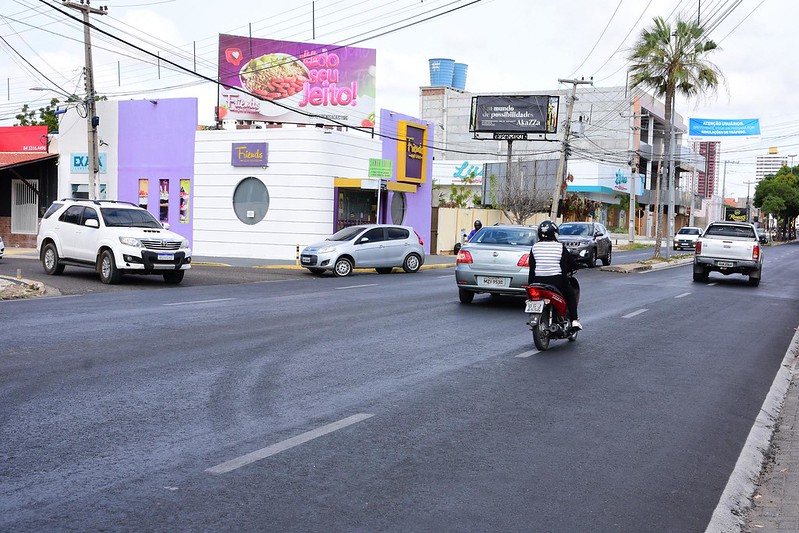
{"left": 525, "top": 300, "right": 544, "bottom": 313}
{"left": 301, "top": 257, "right": 311, "bottom": 264}
{"left": 158, "top": 253, "right": 174, "bottom": 261}
{"left": 717, "top": 261, "right": 734, "bottom": 267}
{"left": 478, "top": 276, "right": 510, "bottom": 287}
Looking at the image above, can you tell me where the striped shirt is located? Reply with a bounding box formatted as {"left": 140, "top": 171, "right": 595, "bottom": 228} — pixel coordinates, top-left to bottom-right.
{"left": 531, "top": 241, "right": 564, "bottom": 276}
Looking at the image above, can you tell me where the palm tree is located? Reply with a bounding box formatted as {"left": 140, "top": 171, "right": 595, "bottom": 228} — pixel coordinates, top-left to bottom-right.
{"left": 628, "top": 16, "right": 723, "bottom": 258}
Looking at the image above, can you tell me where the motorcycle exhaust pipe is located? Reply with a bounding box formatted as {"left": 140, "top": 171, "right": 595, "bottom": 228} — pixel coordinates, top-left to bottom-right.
{"left": 548, "top": 325, "right": 559, "bottom": 333}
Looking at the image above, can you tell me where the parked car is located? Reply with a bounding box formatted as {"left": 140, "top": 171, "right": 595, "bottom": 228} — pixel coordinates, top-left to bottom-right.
{"left": 674, "top": 226, "right": 703, "bottom": 250}
{"left": 36, "top": 198, "right": 192, "bottom": 284}
{"left": 557, "top": 221, "right": 612, "bottom": 267}
{"left": 299, "top": 224, "right": 425, "bottom": 277}
{"left": 455, "top": 224, "right": 537, "bottom": 304}
{"left": 0, "top": 234, "right": 4, "bottom": 259}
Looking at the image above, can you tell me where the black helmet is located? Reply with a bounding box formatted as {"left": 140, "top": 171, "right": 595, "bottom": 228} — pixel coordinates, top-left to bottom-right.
{"left": 537, "top": 220, "right": 559, "bottom": 241}
{"left": 474, "top": 220, "right": 483, "bottom": 230}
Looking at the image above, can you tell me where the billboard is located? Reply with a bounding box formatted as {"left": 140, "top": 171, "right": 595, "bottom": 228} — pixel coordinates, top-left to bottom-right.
{"left": 0, "top": 125, "right": 48, "bottom": 152}
{"left": 469, "top": 95, "right": 559, "bottom": 135}
{"left": 689, "top": 118, "right": 761, "bottom": 140}
{"left": 218, "top": 35, "right": 376, "bottom": 128}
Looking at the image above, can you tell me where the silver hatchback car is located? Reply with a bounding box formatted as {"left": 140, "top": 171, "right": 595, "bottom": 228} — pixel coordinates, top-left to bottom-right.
{"left": 300, "top": 224, "right": 425, "bottom": 277}
{"left": 455, "top": 224, "right": 537, "bottom": 303}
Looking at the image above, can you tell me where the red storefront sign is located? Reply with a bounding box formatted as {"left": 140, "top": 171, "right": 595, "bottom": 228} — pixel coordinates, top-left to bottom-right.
{"left": 0, "top": 126, "right": 48, "bottom": 152}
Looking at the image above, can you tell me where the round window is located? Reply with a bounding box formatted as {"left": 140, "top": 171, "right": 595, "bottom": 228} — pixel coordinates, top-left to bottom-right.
{"left": 390, "top": 192, "right": 406, "bottom": 225}
{"left": 233, "top": 177, "right": 269, "bottom": 225}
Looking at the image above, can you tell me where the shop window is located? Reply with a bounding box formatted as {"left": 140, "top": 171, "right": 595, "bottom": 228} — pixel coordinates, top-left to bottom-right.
{"left": 159, "top": 179, "right": 170, "bottom": 222}
{"left": 138, "top": 179, "right": 149, "bottom": 209}
{"left": 233, "top": 177, "right": 269, "bottom": 225}
{"left": 390, "top": 192, "right": 407, "bottom": 225}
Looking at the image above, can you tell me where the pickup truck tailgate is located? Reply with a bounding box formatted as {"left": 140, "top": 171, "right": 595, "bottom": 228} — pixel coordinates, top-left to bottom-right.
{"left": 699, "top": 238, "right": 757, "bottom": 260}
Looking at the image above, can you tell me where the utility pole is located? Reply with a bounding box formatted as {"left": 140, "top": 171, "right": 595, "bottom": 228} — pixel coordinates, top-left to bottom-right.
{"left": 549, "top": 77, "right": 593, "bottom": 221}
{"left": 64, "top": 0, "right": 107, "bottom": 200}
{"left": 628, "top": 104, "right": 638, "bottom": 243}
{"left": 744, "top": 180, "right": 756, "bottom": 224}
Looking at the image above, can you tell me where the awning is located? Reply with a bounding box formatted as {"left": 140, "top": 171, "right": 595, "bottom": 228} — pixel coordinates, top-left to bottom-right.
{"left": 0, "top": 152, "right": 58, "bottom": 171}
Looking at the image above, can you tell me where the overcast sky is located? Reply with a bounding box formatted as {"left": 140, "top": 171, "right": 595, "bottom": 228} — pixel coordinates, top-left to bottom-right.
{"left": 1, "top": 0, "right": 792, "bottom": 198}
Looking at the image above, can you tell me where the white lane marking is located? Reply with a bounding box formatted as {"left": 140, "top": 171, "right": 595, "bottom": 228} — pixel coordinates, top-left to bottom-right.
{"left": 675, "top": 292, "right": 691, "bottom": 299}
{"left": 206, "top": 413, "right": 374, "bottom": 474}
{"left": 437, "top": 275, "right": 452, "bottom": 279}
{"left": 335, "top": 284, "right": 377, "bottom": 290}
{"left": 516, "top": 349, "right": 538, "bottom": 358}
{"left": 253, "top": 279, "right": 291, "bottom": 284}
{"left": 163, "top": 298, "right": 236, "bottom": 306}
{"left": 708, "top": 282, "right": 718, "bottom": 286}
{"left": 622, "top": 309, "right": 648, "bottom": 318}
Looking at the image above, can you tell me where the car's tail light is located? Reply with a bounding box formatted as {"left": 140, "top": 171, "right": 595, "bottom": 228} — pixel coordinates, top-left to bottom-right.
{"left": 517, "top": 253, "right": 530, "bottom": 267}
{"left": 414, "top": 230, "right": 424, "bottom": 246}
{"left": 695, "top": 241, "right": 702, "bottom": 254}
{"left": 526, "top": 286, "right": 542, "bottom": 300}
{"left": 753, "top": 244, "right": 760, "bottom": 261}
{"left": 456, "top": 249, "right": 473, "bottom": 264}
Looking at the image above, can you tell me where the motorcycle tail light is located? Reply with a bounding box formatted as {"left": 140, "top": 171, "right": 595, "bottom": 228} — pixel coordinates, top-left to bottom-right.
{"left": 526, "top": 286, "right": 542, "bottom": 300}
{"left": 456, "top": 249, "right": 473, "bottom": 264}
{"left": 753, "top": 244, "right": 760, "bottom": 260}
{"left": 695, "top": 241, "right": 702, "bottom": 254}
{"left": 517, "top": 253, "right": 529, "bottom": 267}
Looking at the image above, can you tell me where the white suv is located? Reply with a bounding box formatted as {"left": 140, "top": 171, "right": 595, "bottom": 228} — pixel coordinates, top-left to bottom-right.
{"left": 36, "top": 199, "right": 191, "bottom": 284}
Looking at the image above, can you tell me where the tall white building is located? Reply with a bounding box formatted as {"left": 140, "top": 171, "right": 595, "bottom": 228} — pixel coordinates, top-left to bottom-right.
{"left": 755, "top": 150, "right": 787, "bottom": 179}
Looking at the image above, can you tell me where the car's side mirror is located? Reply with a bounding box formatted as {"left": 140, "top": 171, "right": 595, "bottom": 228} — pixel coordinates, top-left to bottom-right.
{"left": 85, "top": 219, "right": 99, "bottom": 228}
{"left": 357, "top": 237, "right": 369, "bottom": 245}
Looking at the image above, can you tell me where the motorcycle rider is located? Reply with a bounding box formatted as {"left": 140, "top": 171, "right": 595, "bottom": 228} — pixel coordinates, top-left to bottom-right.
{"left": 527, "top": 220, "right": 582, "bottom": 330}
{"left": 466, "top": 220, "right": 483, "bottom": 241}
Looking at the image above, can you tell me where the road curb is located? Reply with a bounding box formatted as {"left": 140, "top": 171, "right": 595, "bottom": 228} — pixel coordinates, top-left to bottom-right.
{"left": 600, "top": 257, "right": 694, "bottom": 274}
{"left": 0, "top": 275, "right": 47, "bottom": 300}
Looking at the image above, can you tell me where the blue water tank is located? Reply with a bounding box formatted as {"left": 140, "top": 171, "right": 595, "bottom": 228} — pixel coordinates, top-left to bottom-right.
{"left": 452, "top": 63, "right": 468, "bottom": 90}
{"left": 428, "top": 58, "right": 455, "bottom": 87}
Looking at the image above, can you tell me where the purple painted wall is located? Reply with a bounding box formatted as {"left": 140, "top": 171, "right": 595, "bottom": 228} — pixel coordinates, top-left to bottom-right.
{"left": 380, "top": 109, "right": 433, "bottom": 254}
{"left": 118, "top": 98, "right": 198, "bottom": 244}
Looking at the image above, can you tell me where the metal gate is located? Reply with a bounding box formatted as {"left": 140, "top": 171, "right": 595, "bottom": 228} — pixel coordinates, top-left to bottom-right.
{"left": 11, "top": 179, "right": 39, "bottom": 234}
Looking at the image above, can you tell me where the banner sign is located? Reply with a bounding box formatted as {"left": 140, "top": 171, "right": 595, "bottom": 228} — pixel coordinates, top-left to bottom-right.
{"left": 469, "top": 95, "right": 559, "bottom": 134}
{"left": 70, "top": 153, "right": 107, "bottom": 174}
{"left": 368, "top": 158, "right": 393, "bottom": 178}
{"left": 231, "top": 142, "right": 268, "bottom": 167}
{"left": 218, "top": 34, "right": 376, "bottom": 128}
{"left": 689, "top": 118, "right": 761, "bottom": 139}
{"left": 0, "top": 125, "right": 48, "bottom": 152}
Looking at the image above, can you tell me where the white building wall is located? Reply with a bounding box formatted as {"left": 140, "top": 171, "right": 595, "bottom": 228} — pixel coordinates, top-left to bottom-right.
{"left": 193, "top": 127, "right": 381, "bottom": 260}
{"left": 57, "top": 100, "right": 119, "bottom": 200}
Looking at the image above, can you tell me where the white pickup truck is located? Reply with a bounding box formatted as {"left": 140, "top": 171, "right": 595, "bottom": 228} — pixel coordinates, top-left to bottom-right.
{"left": 693, "top": 221, "right": 763, "bottom": 286}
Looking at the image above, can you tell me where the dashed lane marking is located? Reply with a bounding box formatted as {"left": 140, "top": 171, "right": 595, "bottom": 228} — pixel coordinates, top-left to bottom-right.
{"left": 335, "top": 284, "right": 378, "bottom": 290}
{"left": 163, "top": 298, "right": 236, "bottom": 306}
{"left": 516, "top": 349, "right": 539, "bottom": 358}
{"left": 206, "top": 413, "right": 374, "bottom": 474}
{"left": 622, "top": 309, "right": 648, "bottom": 318}
{"left": 675, "top": 292, "right": 691, "bottom": 298}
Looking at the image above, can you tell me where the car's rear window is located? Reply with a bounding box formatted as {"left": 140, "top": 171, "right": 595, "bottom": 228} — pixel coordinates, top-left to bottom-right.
{"left": 706, "top": 225, "right": 756, "bottom": 238}
{"left": 42, "top": 202, "right": 64, "bottom": 219}
{"left": 472, "top": 228, "right": 536, "bottom": 246}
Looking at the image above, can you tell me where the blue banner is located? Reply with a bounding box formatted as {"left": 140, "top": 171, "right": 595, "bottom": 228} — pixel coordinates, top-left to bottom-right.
{"left": 689, "top": 118, "right": 760, "bottom": 138}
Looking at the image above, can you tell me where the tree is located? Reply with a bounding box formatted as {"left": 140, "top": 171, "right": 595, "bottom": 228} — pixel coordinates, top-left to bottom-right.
{"left": 561, "top": 193, "right": 601, "bottom": 221}
{"left": 16, "top": 98, "right": 61, "bottom": 133}
{"left": 628, "top": 16, "right": 723, "bottom": 258}
{"left": 489, "top": 160, "right": 553, "bottom": 224}
{"left": 753, "top": 167, "right": 799, "bottom": 240}
{"left": 437, "top": 171, "right": 481, "bottom": 208}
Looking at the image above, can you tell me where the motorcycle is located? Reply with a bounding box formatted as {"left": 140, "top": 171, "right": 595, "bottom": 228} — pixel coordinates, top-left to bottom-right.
{"left": 524, "top": 273, "right": 581, "bottom": 351}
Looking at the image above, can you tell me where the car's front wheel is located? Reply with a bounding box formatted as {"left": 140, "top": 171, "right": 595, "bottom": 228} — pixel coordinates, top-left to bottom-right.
{"left": 99, "top": 249, "right": 122, "bottom": 284}
{"left": 42, "top": 242, "right": 65, "bottom": 275}
{"left": 334, "top": 257, "right": 353, "bottom": 277}
{"left": 586, "top": 248, "right": 597, "bottom": 268}
{"left": 163, "top": 270, "right": 185, "bottom": 284}
{"left": 402, "top": 253, "right": 422, "bottom": 273}
{"left": 601, "top": 246, "right": 612, "bottom": 266}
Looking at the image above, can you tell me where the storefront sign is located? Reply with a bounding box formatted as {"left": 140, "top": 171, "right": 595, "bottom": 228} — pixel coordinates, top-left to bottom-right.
{"left": 725, "top": 207, "right": 749, "bottom": 222}
{"left": 231, "top": 142, "right": 268, "bottom": 167}
{"left": 368, "top": 158, "right": 392, "bottom": 178}
{"left": 396, "top": 121, "right": 428, "bottom": 184}
{"left": 0, "top": 125, "right": 48, "bottom": 152}
{"left": 70, "top": 153, "right": 107, "bottom": 174}
{"left": 218, "top": 35, "right": 376, "bottom": 128}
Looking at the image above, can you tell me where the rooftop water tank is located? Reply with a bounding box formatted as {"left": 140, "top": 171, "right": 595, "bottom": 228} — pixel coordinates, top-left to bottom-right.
{"left": 428, "top": 58, "right": 455, "bottom": 87}
{"left": 452, "top": 62, "right": 468, "bottom": 90}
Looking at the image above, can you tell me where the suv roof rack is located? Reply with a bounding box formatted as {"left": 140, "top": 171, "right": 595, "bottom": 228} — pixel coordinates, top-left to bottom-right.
{"left": 58, "top": 198, "right": 137, "bottom": 207}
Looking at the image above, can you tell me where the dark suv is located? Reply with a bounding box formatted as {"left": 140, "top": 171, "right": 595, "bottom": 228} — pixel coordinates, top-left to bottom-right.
{"left": 557, "top": 221, "right": 612, "bottom": 267}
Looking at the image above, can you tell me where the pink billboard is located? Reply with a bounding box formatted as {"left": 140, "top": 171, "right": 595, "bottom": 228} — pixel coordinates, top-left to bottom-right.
{"left": 217, "top": 35, "right": 376, "bottom": 128}
{"left": 0, "top": 126, "right": 48, "bottom": 152}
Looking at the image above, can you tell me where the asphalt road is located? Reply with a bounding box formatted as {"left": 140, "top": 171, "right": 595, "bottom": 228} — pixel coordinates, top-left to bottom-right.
{"left": 2, "top": 244, "right": 797, "bottom": 531}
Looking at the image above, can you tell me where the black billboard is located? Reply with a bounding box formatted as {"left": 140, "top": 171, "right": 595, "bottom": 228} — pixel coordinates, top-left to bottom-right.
{"left": 469, "top": 95, "right": 559, "bottom": 134}
{"left": 725, "top": 207, "right": 749, "bottom": 222}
